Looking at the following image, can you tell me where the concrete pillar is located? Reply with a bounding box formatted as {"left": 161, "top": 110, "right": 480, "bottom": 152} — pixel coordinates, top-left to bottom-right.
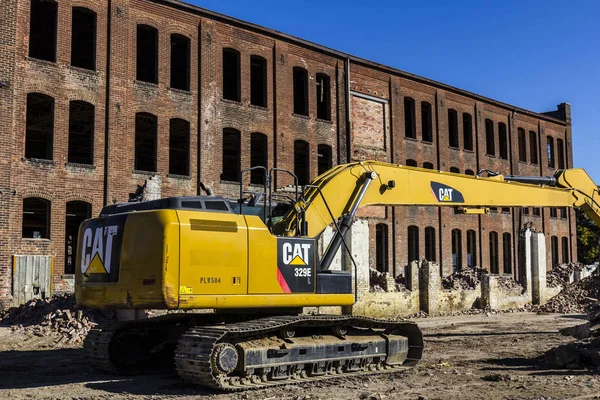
{"left": 320, "top": 226, "right": 342, "bottom": 271}
{"left": 481, "top": 275, "right": 498, "bottom": 310}
{"left": 419, "top": 261, "right": 441, "bottom": 314}
{"left": 531, "top": 232, "right": 547, "bottom": 305}
{"left": 346, "top": 219, "right": 370, "bottom": 301}
{"left": 406, "top": 260, "right": 419, "bottom": 291}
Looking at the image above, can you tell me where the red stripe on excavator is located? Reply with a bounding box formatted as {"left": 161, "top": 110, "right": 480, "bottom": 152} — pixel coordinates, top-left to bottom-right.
{"left": 277, "top": 268, "right": 292, "bottom": 293}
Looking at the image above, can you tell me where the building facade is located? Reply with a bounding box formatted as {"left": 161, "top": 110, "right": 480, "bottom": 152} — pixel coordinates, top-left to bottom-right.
{"left": 0, "top": 0, "right": 575, "bottom": 307}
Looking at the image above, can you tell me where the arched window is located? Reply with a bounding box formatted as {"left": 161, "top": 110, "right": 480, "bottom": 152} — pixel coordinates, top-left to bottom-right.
{"left": 425, "top": 227, "right": 436, "bottom": 261}
{"left": 449, "top": 167, "right": 460, "bottom": 173}
{"left": 23, "top": 198, "right": 51, "bottom": 239}
{"left": 485, "top": 119, "right": 495, "bottom": 156}
{"left": 316, "top": 73, "right": 331, "bottom": 120}
{"left": 250, "top": 56, "right": 267, "bottom": 107}
{"left": 502, "top": 232, "right": 512, "bottom": 274}
{"left": 421, "top": 102, "right": 433, "bottom": 142}
{"left": 467, "top": 230, "right": 477, "bottom": 267}
{"left": 463, "top": 113, "right": 473, "bottom": 151}
{"left": 29, "top": 0, "right": 57, "bottom": 62}
{"left": 405, "top": 159, "right": 417, "bottom": 167}
{"left": 404, "top": 97, "right": 416, "bottom": 139}
{"left": 223, "top": 48, "right": 241, "bottom": 101}
{"left": 134, "top": 112, "right": 157, "bottom": 172}
{"left": 293, "top": 67, "right": 308, "bottom": 115}
{"left": 489, "top": 231, "right": 499, "bottom": 273}
{"left": 465, "top": 169, "right": 475, "bottom": 176}
{"left": 529, "top": 131, "right": 538, "bottom": 165}
{"left": 71, "top": 7, "right": 97, "bottom": 70}
{"left": 170, "top": 34, "right": 191, "bottom": 91}
{"left": 557, "top": 138, "right": 565, "bottom": 169}
{"left": 452, "top": 229, "right": 462, "bottom": 272}
{"left": 448, "top": 109, "right": 459, "bottom": 148}
{"left": 137, "top": 25, "right": 158, "bottom": 83}
{"left": 251, "top": 133, "right": 268, "bottom": 184}
{"left": 498, "top": 122, "right": 508, "bottom": 160}
{"left": 26, "top": 93, "right": 55, "bottom": 160}
{"left": 423, "top": 162, "right": 434, "bottom": 170}
{"left": 317, "top": 144, "right": 332, "bottom": 175}
{"left": 222, "top": 128, "right": 241, "bottom": 181}
{"left": 547, "top": 136, "right": 555, "bottom": 168}
{"left": 65, "top": 201, "right": 92, "bottom": 274}
{"left": 408, "top": 225, "right": 419, "bottom": 263}
{"left": 68, "top": 100, "right": 94, "bottom": 165}
{"left": 169, "top": 119, "right": 190, "bottom": 176}
{"left": 551, "top": 236, "right": 559, "bottom": 267}
{"left": 376, "top": 224, "right": 389, "bottom": 273}
{"left": 294, "top": 140, "right": 310, "bottom": 185}
{"left": 518, "top": 128, "right": 527, "bottom": 162}
{"left": 561, "top": 237, "right": 569, "bottom": 264}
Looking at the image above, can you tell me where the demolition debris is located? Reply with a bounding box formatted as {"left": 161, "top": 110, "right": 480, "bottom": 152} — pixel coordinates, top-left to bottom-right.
{"left": 538, "top": 275, "right": 600, "bottom": 314}
{"left": 441, "top": 267, "right": 487, "bottom": 290}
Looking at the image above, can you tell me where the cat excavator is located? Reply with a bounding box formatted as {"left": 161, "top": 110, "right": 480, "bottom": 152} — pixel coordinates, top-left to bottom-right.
{"left": 76, "top": 161, "right": 600, "bottom": 390}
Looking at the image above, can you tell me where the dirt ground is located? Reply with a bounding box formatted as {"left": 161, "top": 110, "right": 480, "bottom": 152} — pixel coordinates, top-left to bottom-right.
{"left": 1, "top": 312, "right": 599, "bottom": 400}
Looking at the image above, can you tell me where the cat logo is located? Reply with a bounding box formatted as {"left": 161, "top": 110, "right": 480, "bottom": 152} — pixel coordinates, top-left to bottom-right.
{"left": 430, "top": 182, "right": 465, "bottom": 203}
{"left": 277, "top": 238, "right": 316, "bottom": 293}
{"left": 282, "top": 242, "right": 312, "bottom": 266}
{"left": 80, "top": 225, "right": 119, "bottom": 274}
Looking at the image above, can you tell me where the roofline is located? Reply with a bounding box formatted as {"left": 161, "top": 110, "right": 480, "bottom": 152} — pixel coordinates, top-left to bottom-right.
{"left": 151, "top": 0, "right": 568, "bottom": 126}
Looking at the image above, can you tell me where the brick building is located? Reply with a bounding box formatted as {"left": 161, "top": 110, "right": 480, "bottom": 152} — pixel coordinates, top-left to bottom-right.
{"left": 0, "top": 0, "right": 575, "bottom": 307}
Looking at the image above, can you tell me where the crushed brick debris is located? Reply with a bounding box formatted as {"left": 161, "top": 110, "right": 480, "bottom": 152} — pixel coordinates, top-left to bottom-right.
{"left": 441, "top": 267, "right": 487, "bottom": 290}
{"left": 536, "top": 275, "right": 600, "bottom": 314}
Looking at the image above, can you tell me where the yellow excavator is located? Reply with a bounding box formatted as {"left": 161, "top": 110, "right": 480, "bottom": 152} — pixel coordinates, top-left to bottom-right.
{"left": 76, "top": 161, "right": 600, "bottom": 390}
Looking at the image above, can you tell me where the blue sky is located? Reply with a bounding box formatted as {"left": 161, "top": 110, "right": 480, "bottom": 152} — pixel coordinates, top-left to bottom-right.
{"left": 191, "top": 0, "right": 600, "bottom": 181}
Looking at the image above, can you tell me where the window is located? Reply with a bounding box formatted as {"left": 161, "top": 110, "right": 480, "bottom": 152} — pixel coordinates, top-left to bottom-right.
{"left": 551, "top": 236, "right": 559, "bottom": 267}
{"left": 222, "top": 129, "right": 241, "bottom": 182}
{"left": 134, "top": 112, "right": 157, "bottom": 172}
{"left": 404, "top": 97, "right": 416, "bottom": 139}
{"left": 518, "top": 128, "right": 527, "bottom": 162}
{"left": 71, "top": 8, "right": 97, "bottom": 70}
{"left": 316, "top": 73, "right": 331, "bottom": 120}
{"left": 294, "top": 140, "right": 310, "bottom": 186}
{"left": 561, "top": 237, "right": 569, "bottom": 263}
{"left": 29, "top": 0, "right": 57, "bottom": 62}
{"left": 68, "top": 100, "right": 94, "bottom": 165}
{"left": 223, "top": 48, "right": 241, "bottom": 101}
{"left": 529, "top": 131, "right": 538, "bottom": 165}
{"left": 250, "top": 133, "right": 268, "bottom": 184}
{"left": 485, "top": 119, "right": 495, "bottom": 156}
{"left": 450, "top": 167, "right": 460, "bottom": 173}
{"left": 463, "top": 113, "right": 473, "bottom": 151}
{"left": 425, "top": 227, "right": 436, "bottom": 262}
{"left": 421, "top": 102, "right": 433, "bottom": 142}
{"left": 498, "top": 122, "right": 508, "bottom": 160}
{"left": 169, "top": 119, "right": 190, "bottom": 176}
{"left": 452, "top": 229, "right": 462, "bottom": 272}
{"left": 22, "top": 198, "right": 50, "bottom": 239}
{"left": 423, "top": 162, "right": 434, "bottom": 170}
{"left": 250, "top": 56, "right": 267, "bottom": 107}
{"left": 448, "top": 109, "right": 459, "bottom": 148}
{"left": 560, "top": 207, "right": 567, "bottom": 219}
{"left": 502, "top": 232, "right": 512, "bottom": 274}
{"left": 65, "top": 201, "right": 91, "bottom": 274}
{"left": 550, "top": 208, "right": 557, "bottom": 218}
{"left": 547, "top": 136, "right": 555, "bottom": 168}
{"left": 376, "top": 224, "right": 389, "bottom": 273}
{"left": 489, "top": 231, "right": 499, "bottom": 273}
{"left": 317, "top": 144, "right": 332, "bottom": 176}
{"left": 490, "top": 207, "right": 498, "bottom": 213}
{"left": 170, "top": 34, "right": 190, "bottom": 91}
{"left": 467, "top": 230, "right": 476, "bottom": 267}
{"left": 523, "top": 207, "right": 530, "bottom": 215}
{"left": 406, "top": 159, "right": 417, "bottom": 167}
{"left": 532, "top": 207, "right": 541, "bottom": 216}
{"left": 501, "top": 207, "right": 510, "bottom": 214}
{"left": 293, "top": 67, "right": 308, "bottom": 116}
{"left": 25, "top": 93, "right": 54, "bottom": 160}
{"left": 465, "top": 169, "right": 475, "bottom": 176}
{"left": 557, "top": 139, "right": 565, "bottom": 169}
{"left": 408, "top": 225, "right": 419, "bottom": 263}
{"left": 136, "top": 25, "right": 158, "bottom": 83}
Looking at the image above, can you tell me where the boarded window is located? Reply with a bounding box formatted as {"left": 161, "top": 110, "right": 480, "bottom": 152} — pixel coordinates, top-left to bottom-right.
{"left": 498, "top": 122, "right": 508, "bottom": 160}
{"left": 65, "top": 201, "right": 91, "bottom": 274}
{"left": 406, "top": 159, "right": 417, "bottom": 167}
{"left": 502, "top": 232, "right": 512, "bottom": 274}
{"left": 223, "top": 48, "right": 241, "bottom": 101}
{"left": 169, "top": 118, "right": 190, "bottom": 176}
{"left": 547, "top": 136, "right": 555, "bottom": 168}
{"left": 425, "top": 226, "right": 436, "bottom": 262}
{"left": 294, "top": 140, "right": 310, "bottom": 186}
{"left": 421, "top": 101, "right": 433, "bottom": 142}
{"left": 557, "top": 138, "right": 565, "bottom": 169}
{"left": 170, "top": 34, "right": 190, "bottom": 91}
{"left": 222, "top": 128, "right": 241, "bottom": 181}
{"left": 293, "top": 67, "right": 308, "bottom": 116}
{"left": 551, "top": 236, "right": 559, "bottom": 267}
{"left": 317, "top": 144, "right": 332, "bottom": 176}
{"left": 375, "top": 224, "right": 389, "bottom": 273}
{"left": 423, "top": 162, "right": 434, "bottom": 170}
{"left": 250, "top": 56, "right": 267, "bottom": 107}
{"left": 23, "top": 198, "right": 50, "bottom": 239}
{"left": 404, "top": 97, "right": 416, "bottom": 139}
{"left": 316, "top": 73, "right": 331, "bottom": 120}
{"left": 25, "top": 93, "right": 54, "bottom": 160}
{"left": 467, "top": 229, "right": 476, "bottom": 267}
{"left": 448, "top": 109, "right": 459, "bottom": 148}
{"left": 71, "top": 7, "right": 97, "bottom": 70}
{"left": 529, "top": 131, "right": 538, "bottom": 165}
{"left": 561, "top": 237, "right": 569, "bottom": 263}
{"left": 485, "top": 119, "right": 495, "bottom": 156}
{"left": 408, "top": 225, "right": 419, "bottom": 263}
{"left": 136, "top": 25, "right": 158, "bottom": 83}
{"left": 550, "top": 208, "right": 557, "bottom": 218}
{"left": 450, "top": 167, "right": 460, "bottom": 173}
{"left": 463, "top": 113, "right": 473, "bottom": 151}
{"left": 518, "top": 128, "right": 527, "bottom": 162}
{"left": 452, "top": 229, "right": 462, "bottom": 272}
{"left": 134, "top": 112, "right": 157, "bottom": 172}
{"left": 29, "top": 0, "right": 57, "bottom": 62}
{"left": 68, "top": 100, "right": 94, "bottom": 165}
{"left": 489, "top": 231, "right": 499, "bottom": 273}
{"left": 250, "top": 133, "right": 268, "bottom": 184}
{"left": 560, "top": 207, "right": 567, "bottom": 219}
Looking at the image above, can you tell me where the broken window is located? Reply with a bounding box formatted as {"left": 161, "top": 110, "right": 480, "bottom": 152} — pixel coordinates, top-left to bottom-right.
{"left": 317, "top": 144, "right": 332, "bottom": 175}
{"left": 450, "top": 167, "right": 460, "bottom": 173}
{"left": 502, "top": 232, "right": 512, "bottom": 274}
{"left": 423, "top": 162, "right": 434, "bottom": 170}
{"left": 136, "top": 25, "right": 158, "bottom": 83}
{"left": 294, "top": 140, "right": 310, "bottom": 186}
{"left": 134, "top": 112, "right": 157, "bottom": 172}
{"left": 551, "top": 236, "right": 559, "bottom": 267}
{"left": 498, "top": 122, "right": 508, "bottom": 160}
{"left": 518, "top": 128, "right": 527, "bottom": 162}
{"left": 25, "top": 93, "right": 54, "bottom": 160}
{"left": 465, "top": 169, "right": 475, "bottom": 176}
{"left": 404, "top": 97, "right": 416, "bottom": 139}
{"left": 316, "top": 73, "right": 331, "bottom": 120}
{"left": 550, "top": 208, "right": 557, "bottom": 218}
{"left": 71, "top": 7, "right": 97, "bottom": 70}
{"left": 560, "top": 207, "right": 567, "bottom": 219}
{"left": 421, "top": 102, "right": 433, "bottom": 142}
{"left": 22, "top": 197, "right": 50, "bottom": 239}
{"left": 65, "top": 201, "right": 91, "bottom": 274}
{"left": 293, "top": 67, "right": 308, "bottom": 116}
{"left": 405, "top": 159, "right": 417, "bottom": 167}
{"left": 529, "top": 131, "right": 538, "bottom": 165}
{"left": 223, "top": 48, "right": 241, "bottom": 101}
{"left": 169, "top": 118, "right": 190, "bottom": 176}
{"left": 452, "top": 229, "right": 462, "bottom": 272}
{"left": 425, "top": 226, "right": 436, "bottom": 262}
{"left": 170, "top": 34, "right": 190, "bottom": 91}
{"left": 561, "top": 237, "right": 569, "bottom": 263}
{"left": 29, "top": 0, "right": 57, "bottom": 62}
{"left": 547, "top": 136, "right": 555, "bottom": 168}
{"left": 250, "top": 132, "right": 268, "bottom": 184}
{"left": 463, "top": 113, "right": 473, "bottom": 151}
{"left": 250, "top": 56, "right": 267, "bottom": 107}
{"left": 375, "top": 223, "right": 389, "bottom": 273}
{"left": 407, "top": 225, "right": 419, "bottom": 263}
{"left": 532, "top": 207, "right": 541, "bottom": 216}
{"left": 557, "top": 138, "right": 565, "bottom": 169}
{"left": 222, "top": 128, "right": 241, "bottom": 181}
{"left": 448, "top": 109, "right": 459, "bottom": 148}
{"left": 68, "top": 100, "right": 94, "bottom": 165}
{"left": 485, "top": 119, "right": 495, "bottom": 156}
{"left": 467, "top": 229, "right": 476, "bottom": 267}
{"left": 489, "top": 231, "right": 499, "bottom": 274}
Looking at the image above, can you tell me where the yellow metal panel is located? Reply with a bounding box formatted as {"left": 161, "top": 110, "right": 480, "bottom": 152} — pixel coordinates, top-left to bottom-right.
{"left": 245, "top": 215, "right": 283, "bottom": 294}
{"left": 179, "top": 293, "right": 354, "bottom": 309}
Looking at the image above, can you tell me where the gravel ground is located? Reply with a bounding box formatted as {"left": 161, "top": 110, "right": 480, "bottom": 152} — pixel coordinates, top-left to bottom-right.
{"left": 1, "top": 313, "right": 599, "bottom": 400}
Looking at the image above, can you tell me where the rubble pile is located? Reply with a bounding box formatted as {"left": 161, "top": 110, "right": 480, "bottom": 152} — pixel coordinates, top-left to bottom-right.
{"left": 441, "top": 267, "right": 487, "bottom": 290}
{"left": 369, "top": 269, "right": 387, "bottom": 292}
{"left": 0, "top": 294, "right": 117, "bottom": 344}
{"left": 496, "top": 276, "right": 525, "bottom": 294}
{"left": 546, "top": 262, "right": 586, "bottom": 288}
{"left": 538, "top": 275, "right": 600, "bottom": 314}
